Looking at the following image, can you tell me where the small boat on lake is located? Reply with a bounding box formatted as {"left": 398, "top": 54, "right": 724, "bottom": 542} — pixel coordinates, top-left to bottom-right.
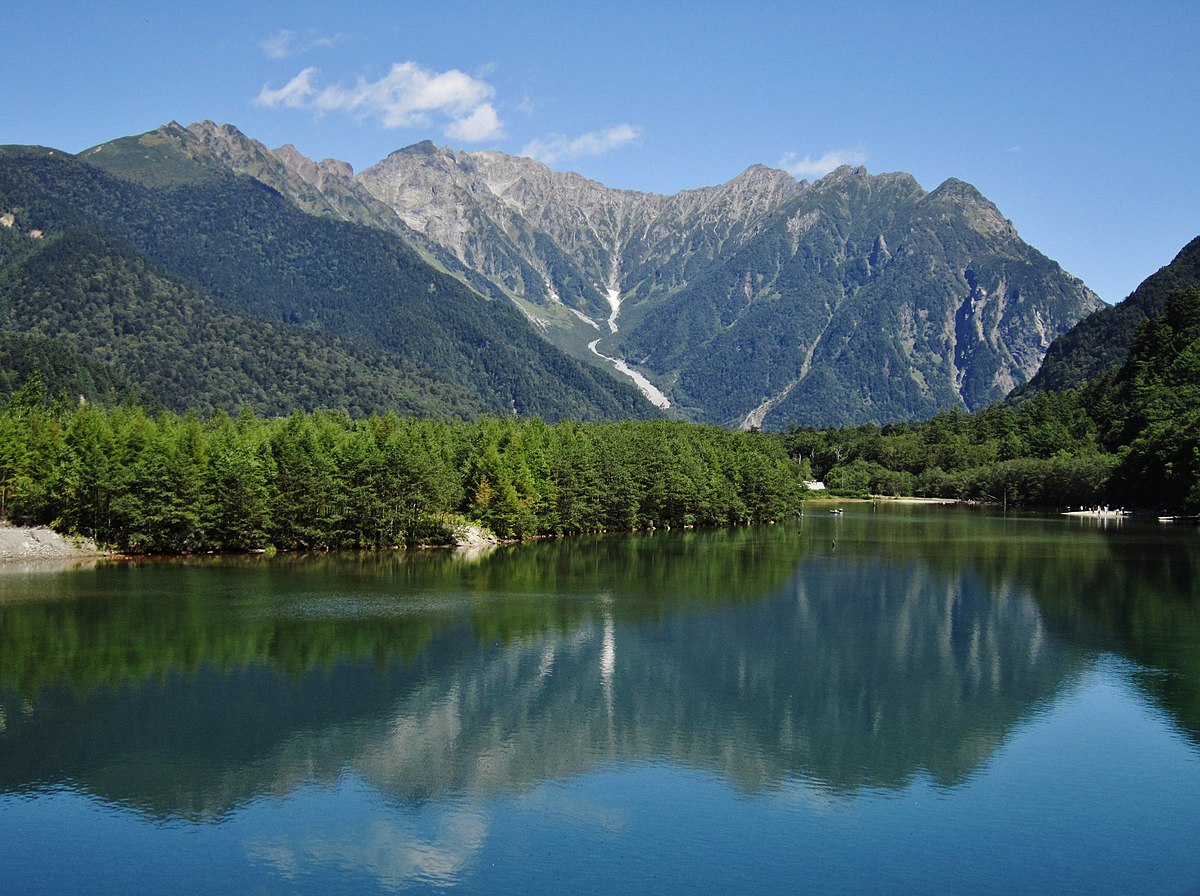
{"left": 830, "top": 508, "right": 843, "bottom": 515}
{"left": 1063, "top": 506, "right": 1128, "bottom": 519}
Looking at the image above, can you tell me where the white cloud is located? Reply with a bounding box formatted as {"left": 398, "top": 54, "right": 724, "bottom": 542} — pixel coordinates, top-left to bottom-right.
{"left": 261, "top": 29, "right": 347, "bottom": 60}
{"left": 445, "top": 103, "right": 502, "bottom": 142}
{"left": 521, "top": 124, "right": 643, "bottom": 164}
{"left": 262, "top": 30, "right": 296, "bottom": 59}
{"left": 254, "top": 61, "right": 504, "bottom": 141}
{"left": 255, "top": 67, "right": 321, "bottom": 108}
{"left": 778, "top": 148, "right": 868, "bottom": 179}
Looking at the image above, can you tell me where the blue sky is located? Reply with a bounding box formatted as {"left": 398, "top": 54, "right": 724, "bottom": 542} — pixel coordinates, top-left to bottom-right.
{"left": 3, "top": 1, "right": 1197, "bottom": 303}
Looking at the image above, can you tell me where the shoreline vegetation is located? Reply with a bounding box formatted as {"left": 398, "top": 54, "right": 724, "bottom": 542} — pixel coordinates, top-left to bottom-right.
{"left": 0, "top": 383, "right": 1191, "bottom": 558}
{"left": 0, "top": 381, "right": 1194, "bottom": 557}
{"left": 0, "top": 384, "right": 807, "bottom": 555}
{"left": 1, "top": 284, "right": 1196, "bottom": 556}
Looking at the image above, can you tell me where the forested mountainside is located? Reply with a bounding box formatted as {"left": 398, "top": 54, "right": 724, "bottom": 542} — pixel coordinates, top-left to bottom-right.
{"left": 0, "top": 143, "right": 653, "bottom": 421}
{"left": 84, "top": 122, "right": 519, "bottom": 305}
{"left": 1013, "top": 235, "right": 1200, "bottom": 398}
{"left": 0, "top": 329, "right": 146, "bottom": 407}
{"left": 1087, "top": 283, "right": 1200, "bottom": 510}
{"left": 0, "top": 220, "right": 489, "bottom": 417}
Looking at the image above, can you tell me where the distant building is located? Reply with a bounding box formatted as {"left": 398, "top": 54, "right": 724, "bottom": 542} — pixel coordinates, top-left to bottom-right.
{"left": 805, "top": 480, "right": 826, "bottom": 490}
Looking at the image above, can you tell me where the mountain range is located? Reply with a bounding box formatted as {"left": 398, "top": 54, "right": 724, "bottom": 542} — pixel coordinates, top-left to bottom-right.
{"left": 1, "top": 121, "right": 1106, "bottom": 426}
{"left": 356, "top": 139, "right": 1102, "bottom": 426}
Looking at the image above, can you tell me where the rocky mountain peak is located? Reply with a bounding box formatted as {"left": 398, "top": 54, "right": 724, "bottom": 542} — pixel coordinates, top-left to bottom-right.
{"left": 270, "top": 143, "right": 316, "bottom": 177}
{"left": 319, "top": 157, "right": 354, "bottom": 180}
{"left": 805, "top": 166, "right": 924, "bottom": 211}
{"left": 817, "top": 164, "right": 871, "bottom": 186}
{"left": 269, "top": 143, "right": 353, "bottom": 183}
{"left": 396, "top": 140, "right": 442, "bottom": 158}
{"left": 728, "top": 163, "right": 800, "bottom": 188}
{"left": 110, "top": 122, "right": 399, "bottom": 232}
{"left": 928, "top": 177, "right": 1016, "bottom": 238}
{"left": 693, "top": 164, "right": 806, "bottom": 205}
{"left": 186, "top": 119, "right": 243, "bottom": 142}
{"left": 183, "top": 120, "right": 274, "bottom": 171}
{"left": 810, "top": 166, "right": 924, "bottom": 199}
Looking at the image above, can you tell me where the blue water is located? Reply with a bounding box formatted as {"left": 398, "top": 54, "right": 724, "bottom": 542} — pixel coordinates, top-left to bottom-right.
{"left": 1, "top": 507, "right": 1198, "bottom": 894}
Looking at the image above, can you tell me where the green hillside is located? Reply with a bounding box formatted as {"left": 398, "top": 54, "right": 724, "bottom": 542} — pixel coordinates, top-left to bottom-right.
{"left": 0, "top": 226, "right": 489, "bottom": 417}
{"left": 1096, "top": 284, "right": 1200, "bottom": 509}
{"left": 1015, "top": 235, "right": 1200, "bottom": 398}
{"left": 0, "top": 331, "right": 144, "bottom": 406}
{"left": 783, "top": 276, "right": 1200, "bottom": 514}
{"left": 0, "top": 145, "right": 653, "bottom": 421}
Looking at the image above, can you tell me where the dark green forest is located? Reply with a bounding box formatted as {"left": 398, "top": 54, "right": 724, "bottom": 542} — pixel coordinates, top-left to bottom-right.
{"left": 0, "top": 380, "right": 803, "bottom": 552}
{"left": 1015, "top": 235, "right": 1200, "bottom": 397}
{"left": 0, "top": 225, "right": 491, "bottom": 418}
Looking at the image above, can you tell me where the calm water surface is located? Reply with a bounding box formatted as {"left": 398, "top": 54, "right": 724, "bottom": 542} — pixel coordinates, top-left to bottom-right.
{"left": 1, "top": 505, "right": 1198, "bottom": 894}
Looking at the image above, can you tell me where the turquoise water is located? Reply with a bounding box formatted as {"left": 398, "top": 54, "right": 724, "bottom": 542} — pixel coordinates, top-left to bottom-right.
{"left": 1, "top": 506, "right": 1198, "bottom": 894}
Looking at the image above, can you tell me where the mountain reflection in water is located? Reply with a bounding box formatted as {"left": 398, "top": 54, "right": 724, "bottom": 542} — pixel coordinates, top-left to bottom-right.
{"left": 0, "top": 507, "right": 1196, "bottom": 823}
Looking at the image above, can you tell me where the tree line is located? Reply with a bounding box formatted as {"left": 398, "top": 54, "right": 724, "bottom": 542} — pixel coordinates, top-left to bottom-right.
{"left": 0, "top": 378, "right": 805, "bottom": 553}
{"left": 782, "top": 393, "right": 1118, "bottom": 508}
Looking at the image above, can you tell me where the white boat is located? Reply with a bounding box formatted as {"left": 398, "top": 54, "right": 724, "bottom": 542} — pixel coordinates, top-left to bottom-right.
{"left": 1062, "top": 506, "right": 1128, "bottom": 519}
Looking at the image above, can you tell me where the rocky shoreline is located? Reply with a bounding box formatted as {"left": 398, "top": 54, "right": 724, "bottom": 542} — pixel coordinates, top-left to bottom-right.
{"left": 0, "top": 520, "right": 502, "bottom": 563}
{"left": 0, "top": 524, "right": 101, "bottom": 562}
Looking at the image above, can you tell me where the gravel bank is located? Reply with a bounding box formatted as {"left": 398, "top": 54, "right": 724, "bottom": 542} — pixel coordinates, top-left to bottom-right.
{"left": 0, "top": 524, "right": 101, "bottom": 562}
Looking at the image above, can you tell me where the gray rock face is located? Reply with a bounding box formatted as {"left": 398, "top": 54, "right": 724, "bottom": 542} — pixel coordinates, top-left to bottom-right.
{"left": 357, "top": 145, "right": 807, "bottom": 316}
{"left": 0, "top": 524, "right": 100, "bottom": 562}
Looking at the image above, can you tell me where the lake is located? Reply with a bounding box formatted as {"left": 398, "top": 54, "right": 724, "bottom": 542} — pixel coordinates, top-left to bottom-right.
{"left": 1, "top": 504, "right": 1198, "bottom": 894}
